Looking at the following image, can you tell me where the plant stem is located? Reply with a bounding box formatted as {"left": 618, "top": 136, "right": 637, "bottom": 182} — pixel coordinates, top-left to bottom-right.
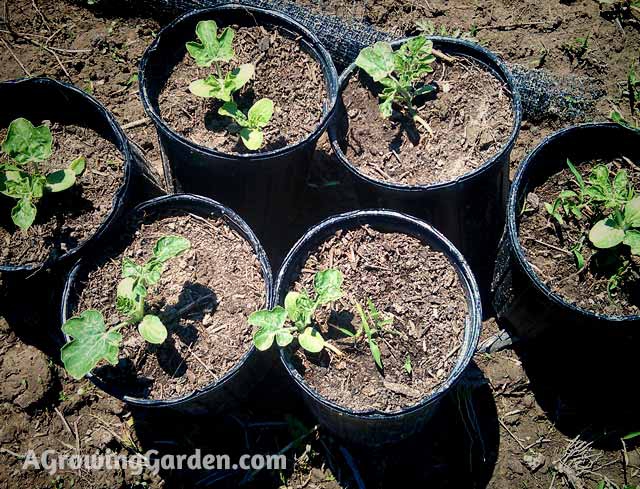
{"left": 324, "top": 341, "right": 343, "bottom": 356}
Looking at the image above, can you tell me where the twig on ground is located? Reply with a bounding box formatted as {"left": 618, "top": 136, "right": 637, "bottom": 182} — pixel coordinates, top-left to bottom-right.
{"left": 0, "top": 36, "right": 30, "bottom": 75}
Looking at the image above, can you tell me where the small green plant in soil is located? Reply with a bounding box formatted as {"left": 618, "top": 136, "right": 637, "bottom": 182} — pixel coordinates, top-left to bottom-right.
{"left": 350, "top": 298, "right": 396, "bottom": 371}
{"left": 60, "top": 235, "right": 191, "bottom": 379}
{"left": 355, "top": 35, "right": 436, "bottom": 130}
{"left": 185, "top": 20, "right": 274, "bottom": 150}
{"left": 249, "top": 269, "right": 344, "bottom": 355}
{"left": 0, "top": 118, "right": 86, "bottom": 231}
{"left": 415, "top": 19, "right": 483, "bottom": 45}
{"left": 544, "top": 159, "right": 640, "bottom": 300}
{"left": 611, "top": 61, "right": 640, "bottom": 132}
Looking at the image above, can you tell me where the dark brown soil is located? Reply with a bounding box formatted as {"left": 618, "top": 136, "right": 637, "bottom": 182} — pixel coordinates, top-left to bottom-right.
{"left": 0, "top": 122, "right": 123, "bottom": 267}
{"left": 339, "top": 57, "right": 514, "bottom": 186}
{"left": 159, "top": 25, "right": 326, "bottom": 154}
{"left": 519, "top": 157, "right": 640, "bottom": 316}
{"left": 73, "top": 212, "right": 266, "bottom": 400}
{"left": 286, "top": 226, "right": 467, "bottom": 412}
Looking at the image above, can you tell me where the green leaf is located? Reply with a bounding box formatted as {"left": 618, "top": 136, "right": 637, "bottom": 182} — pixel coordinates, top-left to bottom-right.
{"left": 185, "top": 20, "right": 234, "bottom": 67}
{"left": 275, "top": 329, "right": 294, "bottom": 347}
{"left": 122, "top": 257, "right": 143, "bottom": 279}
{"left": 573, "top": 248, "right": 585, "bottom": 269}
{"left": 284, "top": 290, "right": 315, "bottom": 331}
{"left": 544, "top": 201, "right": 564, "bottom": 225}
{"left": 314, "top": 268, "right": 344, "bottom": 304}
{"left": 567, "top": 159, "right": 585, "bottom": 191}
{"left": 369, "top": 338, "right": 383, "bottom": 370}
{"left": 60, "top": 310, "right": 122, "bottom": 380}
{"left": 189, "top": 77, "right": 223, "bottom": 99}
{"left": 623, "top": 230, "right": 640, "bottom": 255}
{"left": 624, "top": 196, "right": 640, "bottom": 227}
{"left": 249, "top": 306, "right": 287, "bottom": 351}
{"left": 355, "top": 41, "right": 395, "bottom": 82}
{"left": 141, "top": 261, "right": 164, "bottom": 286}
{"left": 240, "top": 128, "right": 263, "bottom": 151}
{"left": 404, "top": 355, "right": 412, "bottom": 375}
{"left": 45, "top": 168, "right": 76, "bottom": 193}
{"left": 379, "top": 96, "right": 394, "bottom": 118}
{"left": 298, "top": 327, "right": 325, "bottom": 353}
{"left": 589, "top": 218, "right": 626, "bottom": 249}
{"left": 623, "top": 431, "right": 640, "bottom": 440}
{"left": 225, "top": 63, "right": 254, "bottom": 93}
{"left": 1, "top": 170, "right": 31, "bottom": 199}
{"left": 30, "top": 174, "right": 45, "bottom": 199}
{"left": 153, "top": 235, "right": 191, "bottom": 262}
{"left": 70, "top": 156, "right": 86, "bottom": 176}
{"left": 247, "top": 98, "right": 274, "bottom": 129}
{"left": 589, "top": 165, "right": 611, "bottom": 193}
{"left": 613, "top": 170, "right": 630, "bottom": 201}
{"left": 11, "top": 198, "right": 36, "bottom": 231}
{"left": 138, "top": 315, "right": 168, "bottom": 344}
{"left": 1, "top": 118, "right": 52, "bottom": 164}
{"left": 218, "top": 101, "right": 248, "bottom": 126}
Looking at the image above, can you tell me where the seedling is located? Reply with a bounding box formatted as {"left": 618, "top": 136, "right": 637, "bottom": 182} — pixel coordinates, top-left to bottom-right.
{"left": 249, "top": 269, "right": 344, "bottom": 355}
{"left": 355, "top": 35, "right": 436, "bottom": 130}
{"left": 60, "top": 236, "right": 191, "bottom": 379}
{"left": 352, "top": 298, "right": 395, "bottom": 371}
{"left": 561, "top": 35, "right": 590, "bottom": 61}
{"left": 0, "top": 118, "right": 86, "bottom": 231}
{"left": 544, "top": 160, "right": 640, "bottom": 301}
{"left": 185, "top": 20, "right": 275, "bottom": 150}
{"left": 415, "top": 19, "right": 483, "bottom": 45}
{"left": 611, "top": 61, "right": 640, "bottom": 132}
{"left": 404, "top": 355, "right": 413, "bottom": 375}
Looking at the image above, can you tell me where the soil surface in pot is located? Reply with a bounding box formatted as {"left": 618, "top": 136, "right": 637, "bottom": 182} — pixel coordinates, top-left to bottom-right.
{"left": 73, "top": 211, "right": 266, "bottom": 400}
{"left": 0, "top": 122, "right": 124, "bottom": 267}
{"left": 158, "top": 24, "right": 326, "bottom": 154}
{"left": 339, "top": 56, "right": 513, "bottom": 186}
{"left": 519, "top": 156, "right": 640, "bottom": 316}
{"left": 286, "top": 225, "right": 467, "bottom": 412}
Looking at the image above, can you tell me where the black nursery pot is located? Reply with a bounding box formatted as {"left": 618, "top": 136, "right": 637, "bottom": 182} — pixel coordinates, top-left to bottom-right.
{"left": 492, "top": 123, "right": 640, "bottom": 339}
{"left": 329, "top": 37, "right": 522, "bottom": 311}
{"left": 0, "top": 77, "right": 134, "bottom": 277}
{"left": 276, "top": 210, "right": 482, "bottom": 446}
{"left": 60, "top": 194, "right": 275, "bottom": 414}
{"left": 139, "top": 5, "right": 339, "bottom": 260}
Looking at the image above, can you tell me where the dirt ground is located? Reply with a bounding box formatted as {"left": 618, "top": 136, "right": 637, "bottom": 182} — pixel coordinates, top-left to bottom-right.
{"left": 1, "top": 0, "right": 639, "bottom": 488}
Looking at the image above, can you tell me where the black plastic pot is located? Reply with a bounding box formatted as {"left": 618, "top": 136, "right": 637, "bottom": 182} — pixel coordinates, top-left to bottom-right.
{"left": 276, "top": 210, "right": 482, "bottom": 446}
{"left": 60, "top": 194, "right": 275, "bottom": 414}
{"left": 0, "top": 77, "right": 134, "bottom": 277}
{"left": 139, "top": 5, "right": 339, "bottom": 263}
{"left": 329, "top": 37, "right": 522, "bottom": 311}
{"left": 492, "top": 123, "right": 640, "bottom": 339}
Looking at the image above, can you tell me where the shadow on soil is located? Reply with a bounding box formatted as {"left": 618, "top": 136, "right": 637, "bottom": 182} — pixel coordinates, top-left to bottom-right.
{"left": 514, "top": 323, "right": 640, "bottom": 450}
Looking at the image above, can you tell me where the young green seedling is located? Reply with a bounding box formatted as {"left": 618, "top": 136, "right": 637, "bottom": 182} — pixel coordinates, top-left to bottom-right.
{"left": 352, "top": 298, "right": 394, "bottom": 371}
{"left": 249, "top": 269, "right": 344, "bottom": 355}
{"left": 544, "top": 160, "right": 640, "bottom": 301}
{"left": 60, "top": 236, "right": 191, "bottom": 379}
{"left": 0, "top": 118, "right": 86, "bottom": 231}
{"left": 218, "top": 98, "right": 274, "bottom": 151}
{"left": 185, "top": 20, "right": 275, "bottom": 150}
{"left": 355, "top": 35, "right": 436, "bottom": 130}
{"left": 611, "top": 61, "right": 640, "bottom": 132}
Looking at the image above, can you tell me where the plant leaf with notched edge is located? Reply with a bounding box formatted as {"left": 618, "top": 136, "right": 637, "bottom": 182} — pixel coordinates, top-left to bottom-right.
{"left": 355, "top": 41, "right": 395, "bottom": 82}
{"left": 60, "top": 310, "right": 122, "bottom": 380}
{"left": 45, "top": 169, "right": 76, "bottom": 193}
{"left": 624, "top": 196, "right": 640, "bottom": 228}
{"left": 153, "top": 235, "right": 191, "bottom": 262}
{"left": 240, "top": 128, "right": 263, "bottom": 151}
{"left": 1, "top": 118, "right": 52, "bottom": 164}
{"left": 314, "top": 268, "right": 344, "bottom": 304}
{"left": 623, "top": 230, "right": 640, "bottom": 255}
{"left": 138, "top": 315, "right": 168, "bottom": 344}
{"left": 249, "top": 306, "right": 287, "bottom": 351}
{"left": 589, "top": 218, "right": 626, "bottom": 249}
{"left": 298, "top": 327, "right": 325, "bottom": 353}
{"left": 185, "top": 20, "right": 234, "bottom": 67}
{"left": 247, "top": 98, "right": 274, "bottom": 128}
{"left": 11, "top": 198, "right": 36, "bottom": 230}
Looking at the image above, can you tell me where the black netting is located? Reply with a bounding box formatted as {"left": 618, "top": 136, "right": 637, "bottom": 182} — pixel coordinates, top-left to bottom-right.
{"left": 114, "top": 0, "right": 605, "bottom": 121}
